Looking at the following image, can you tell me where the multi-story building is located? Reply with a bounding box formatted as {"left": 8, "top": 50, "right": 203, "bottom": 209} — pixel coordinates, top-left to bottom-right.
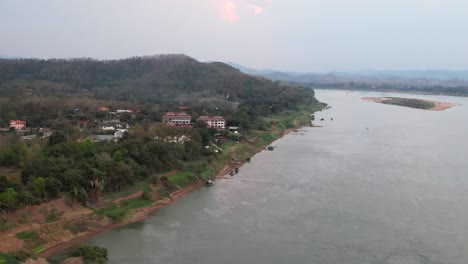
{"left": 162, "top": 112, "right": 192, "bottom": 125}
{"left": 9, "top": 120, "right": 26, "bottom": 130}
{"left": 197, "top": 116, "right": 226, "bottom": 129}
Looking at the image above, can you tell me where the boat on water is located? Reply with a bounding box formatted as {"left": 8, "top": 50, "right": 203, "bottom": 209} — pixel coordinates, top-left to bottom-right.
{"left": 267, "top": 146, "right": 274, "bottom": 151}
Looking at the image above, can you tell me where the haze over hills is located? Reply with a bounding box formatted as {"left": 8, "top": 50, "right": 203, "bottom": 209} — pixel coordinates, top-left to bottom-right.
{"left": 227, "top": 63, "right": 468, "bottom": 96}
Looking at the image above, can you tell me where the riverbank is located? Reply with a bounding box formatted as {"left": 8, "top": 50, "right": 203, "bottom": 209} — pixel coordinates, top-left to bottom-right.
{"left": 39, "top": 129, "right": 298, "bottom": 260}
{"left": 0, "top": 106, "right": 322, "bottom": 263}
{"left": 362, "top": 97, "right": 455, "bottom": 111}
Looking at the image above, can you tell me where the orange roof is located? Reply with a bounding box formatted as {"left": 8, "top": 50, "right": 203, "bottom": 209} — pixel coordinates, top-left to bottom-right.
{"left": 10, "top": 120, "right": 26, "bottom": 124}
{"left": 98, "top": 107, "right": 110, "bottom": 111}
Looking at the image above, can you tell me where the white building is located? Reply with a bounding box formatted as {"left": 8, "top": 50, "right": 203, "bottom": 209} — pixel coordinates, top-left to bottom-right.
{"left": 162, "top": 112, "right": 192, "bottom": 125}
{"left": 197, "top": 116, "right": 226, "bottom": 129}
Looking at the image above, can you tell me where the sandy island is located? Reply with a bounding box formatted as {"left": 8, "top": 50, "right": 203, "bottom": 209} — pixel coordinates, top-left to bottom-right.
{"left": 362, "top": 97, "right": 455, "bottom": 111}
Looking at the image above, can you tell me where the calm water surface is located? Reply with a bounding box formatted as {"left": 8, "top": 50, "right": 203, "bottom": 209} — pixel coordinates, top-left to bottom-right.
{"left": 86, "top": 90, "right": 468, "bottom": 264}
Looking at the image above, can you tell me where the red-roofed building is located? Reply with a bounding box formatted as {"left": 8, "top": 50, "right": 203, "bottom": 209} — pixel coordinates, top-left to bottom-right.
{"left": 98, "top": 106, "right": 110, "bottom": 111}
{"left": 197, "top": 116, "right": 226, "bottom": 129}
{"left": 78, "top": 120, "right": 90, "bottom": 127}
{"left": 162, "top": 112, "right": 192, "bottom": 125}
{"left": 10, "top": 120, "right": 26, "bottom": 130}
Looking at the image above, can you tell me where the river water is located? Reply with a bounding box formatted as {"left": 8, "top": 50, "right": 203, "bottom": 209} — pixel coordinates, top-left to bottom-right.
{"left": 85, "top": 90, "right": 468, "bottom": 264}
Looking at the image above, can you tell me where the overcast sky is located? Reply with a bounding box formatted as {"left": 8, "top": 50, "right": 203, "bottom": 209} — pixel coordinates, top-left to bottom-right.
{"left": 1, "top": 0, "right": 468, "bottom": 72}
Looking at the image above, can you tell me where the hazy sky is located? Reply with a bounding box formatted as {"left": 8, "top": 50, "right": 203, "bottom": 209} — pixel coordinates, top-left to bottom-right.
{"left": 1, "top": 0, "right": 468, "bottom": 72}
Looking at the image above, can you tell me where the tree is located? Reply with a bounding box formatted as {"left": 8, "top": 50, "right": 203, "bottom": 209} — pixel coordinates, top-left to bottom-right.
{"left": 71, "top": 246, "right": 108, "bottom": 264}
{"left": 0, "top": 188, "right": 18, "bottom": 212}
{"left": 28, "top": 177, "right": 46, "bottom": 199}
{"left": 45, "top": 177, "right": 62, "bottom": 199}
{"left": 78, "top": 139, "right": 95, "bottom": 158}
{"left": 89, "top": 178, "right": 105, "bottom": 202}
{"left": 0, "top": 176, "right": 8, "bottom": 193}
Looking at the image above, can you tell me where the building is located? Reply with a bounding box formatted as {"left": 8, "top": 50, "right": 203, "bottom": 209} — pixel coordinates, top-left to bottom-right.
{"left": 9, "top": 120, "right": 26, "bottom": 130}
{"left": 98, "top": 121, "right": 129, "bottom": 131}
{"left": 114, "top": 129, "right": 128, "bottom": 139}
{"left": 228, "top": 126, "right": 239, "bottom": 133}
{"left": 116, "top": 109, "right": 133, "bottom": 114}
{"left": 197, "top": 116, "right": 226, "bottom": 129}
{"left": 162, "top": 112, "right": 192, "bottom": 125}
{"left": 98, "top": 106, "right": 110, "bottom": 111}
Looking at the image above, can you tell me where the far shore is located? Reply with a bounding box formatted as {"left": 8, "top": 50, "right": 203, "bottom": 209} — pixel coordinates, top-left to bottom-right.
{"left": 362, "top": 97, "right": 455, "bottom": 111}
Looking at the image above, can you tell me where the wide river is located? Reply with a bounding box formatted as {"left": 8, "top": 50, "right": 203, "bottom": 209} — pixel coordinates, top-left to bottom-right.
{"left": 85, "top": 90, "right": 468, "bottom": 264}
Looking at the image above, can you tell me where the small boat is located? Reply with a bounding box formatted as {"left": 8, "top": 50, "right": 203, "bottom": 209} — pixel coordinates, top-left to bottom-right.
{"left": 267, "top": 146, "right": 274, "bottom": 151}
{"left": 206, "top": 180, "right": 215, "bottom": 186}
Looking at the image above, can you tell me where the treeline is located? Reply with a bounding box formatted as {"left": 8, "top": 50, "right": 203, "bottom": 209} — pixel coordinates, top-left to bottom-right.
{"left": 0, "top": 123, "right": 217, "bottom": 212}
{"left": 304, "top": 82, "right": 468, "bottom": 96}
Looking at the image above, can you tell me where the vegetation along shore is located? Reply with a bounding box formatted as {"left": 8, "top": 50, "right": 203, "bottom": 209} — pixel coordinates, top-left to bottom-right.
{"left": 0, "top": 55, "right": 324, "bottom": 263}
{"left": 362, "top": 97, "right": 455, "bottom": 111}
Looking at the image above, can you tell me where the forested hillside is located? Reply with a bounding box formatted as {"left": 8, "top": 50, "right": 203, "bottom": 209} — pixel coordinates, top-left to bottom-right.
{"left": 0, "top": 54, "right": 315, "bottom": 105}
{"left": 0, "top": 55, "right": 321, "bottom": 215}
{"left": 0, "top": 55, "right": 317, "bottom": 128}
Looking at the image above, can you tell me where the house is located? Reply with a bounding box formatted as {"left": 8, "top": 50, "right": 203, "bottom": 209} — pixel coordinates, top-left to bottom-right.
{"left": 214, "top": 133, "right": 226, "bottom": 140}
{"left": 228, "top": 126, "right": 239, "bottom": 133}
{"left": 162, "top": 112, "right": 192, "bottom": 126}
{"left": 197, "top": 116, "right": 226, "bottom": 129}
{"left": 10, "top": 120, "right": 26, "bottom": 130}
{"left": 78, "top": 120, "right": 90, "bottom": 127}
{"left": 116, "top": 110, "right": 133, "bottom": 114}
{"left": 98, "top": 106, "right": 110, "bottom": 112}
{"left": 98, "top": 121, "right": 129, "bottom": 131}
{"left": 114, "top": 129, "right": 127, "bottom": 139}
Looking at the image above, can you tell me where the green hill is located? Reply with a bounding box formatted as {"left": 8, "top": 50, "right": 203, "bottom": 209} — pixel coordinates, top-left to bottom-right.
{"left": 0, "top": 55, "right": 317, "bottom": 108}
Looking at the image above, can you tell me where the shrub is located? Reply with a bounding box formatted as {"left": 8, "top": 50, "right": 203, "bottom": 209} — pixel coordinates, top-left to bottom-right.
{"left": 71, "top": 246, "right": 108, "bottom": 264}
{"left": 45, "top": 208, "right": 64, "bottom": 222}
{"left": 0, "top": 217, "right": 16, "bottom": 232}
{"left": 0, "top": 253, "right": 19, "bottom": 264}
{"left": 151, "top": 176, "right": 159, "bottom": 185}
{"left": 121, "top": 197, "right": 152, "bottom": 209}
{"left": 141, "top": 189, "right": 152, "bottom": 201}
{"left": 16, "top": 230, "right": 38, "bottom": 240}
{"left": 95, "top": 204, "right": 128, "bottom": 222}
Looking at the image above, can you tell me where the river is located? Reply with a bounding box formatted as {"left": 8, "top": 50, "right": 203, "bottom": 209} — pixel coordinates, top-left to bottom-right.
{"left": 84, "top": 90, "right": 468, "bottom": 264}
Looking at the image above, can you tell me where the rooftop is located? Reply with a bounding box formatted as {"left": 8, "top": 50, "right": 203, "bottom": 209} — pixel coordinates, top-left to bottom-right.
{"left": 163, "top": 112, "right": 191, "bottom": 118}
{"left": 198, "top": 116, "right": 225, "bottom": 121}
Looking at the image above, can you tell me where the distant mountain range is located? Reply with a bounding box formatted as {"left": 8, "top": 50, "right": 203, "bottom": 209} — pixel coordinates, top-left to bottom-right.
{"left": 226, "top": 62, "right": 468, "bottom": 96}
{"left": 227, "top": 62, "right": 468, "bottom": 82}
{"left": 0, "top": 54, "right": 21, "bottom": 59}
